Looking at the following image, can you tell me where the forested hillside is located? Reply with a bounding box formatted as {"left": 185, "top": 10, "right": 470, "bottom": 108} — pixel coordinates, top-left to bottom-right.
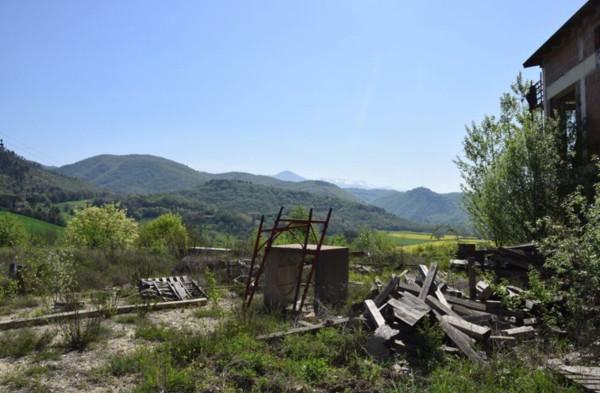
{"left": 347, "top": 187, "right": 470, "bottom": 232}
{"left": 121, "top": 179, "right": 423, "bottom": 237}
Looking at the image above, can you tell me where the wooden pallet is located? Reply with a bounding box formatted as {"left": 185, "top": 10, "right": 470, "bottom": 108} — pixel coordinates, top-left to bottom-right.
{"left": 139, "top": 276, "right": 207, "bottom": 301}
{"left": 549, "top": 362, "right": 600, "bottom": 392}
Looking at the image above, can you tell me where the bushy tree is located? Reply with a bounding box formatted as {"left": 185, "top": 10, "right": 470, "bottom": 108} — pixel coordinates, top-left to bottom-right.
{"left": 456, "top": 75, "right": 566, "bottom": 244}
{"left": 0, "top": 213, "right": 27, "bottom": 247}
{"left": 533, "top": 180, "right": 600, "bottom": 333}
{"left": 64, "top": 204, "right": 138, "bottom": 250}
{"left": 138, "top": 213, "right": 188, "bottom": 257}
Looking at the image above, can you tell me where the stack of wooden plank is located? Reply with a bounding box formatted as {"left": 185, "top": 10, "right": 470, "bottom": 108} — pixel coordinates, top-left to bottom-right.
{"left": 139, "top": 275, "right": 207, "bottom": 301}
{"left": 363, "top": 263, "right": 538, "bottom": 363}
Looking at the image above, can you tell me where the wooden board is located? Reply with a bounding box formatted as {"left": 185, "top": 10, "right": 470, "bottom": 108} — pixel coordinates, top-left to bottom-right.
{"left": 419, "top": 263, "right": 438, "bottom": 300}
{"left": 374, "top": 276, "right": 399, "bottom": 307}
{"left": 388, "top": 298, "right": 429, "bottom": 327}
{"left": 364, "top": 299, "right": 386, "bottom": 328}
{"left": 502, "top": 326, "right": 535, "bottom": 338}
{"left": 444, "top": 315, "right": 491, "bottom": 340}
{"left": 425, "top": 295, "right": 460, "bottom": 318}
{"left": 437, "top": 315, "right": 485, "bottom": 363}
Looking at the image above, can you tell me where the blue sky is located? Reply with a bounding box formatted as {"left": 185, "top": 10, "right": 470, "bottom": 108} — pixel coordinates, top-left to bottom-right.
{"left": 0, "top": 0, "right": 586, "bottom": 192}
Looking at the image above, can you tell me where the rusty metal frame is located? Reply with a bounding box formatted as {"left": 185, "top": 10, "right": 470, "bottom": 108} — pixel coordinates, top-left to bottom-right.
{"left": 242, "top": 206, "right": 333, "bottom": 313}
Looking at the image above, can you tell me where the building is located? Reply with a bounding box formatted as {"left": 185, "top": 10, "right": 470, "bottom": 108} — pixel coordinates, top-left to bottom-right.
{"left": 524, "top": 0, "right": 600, "bottom": 157}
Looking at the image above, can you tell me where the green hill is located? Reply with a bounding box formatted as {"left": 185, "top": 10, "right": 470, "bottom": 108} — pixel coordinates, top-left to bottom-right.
{"left": 56, "top": 154, "right": 358, "bottom": 201}
{"left": 0, "top": 145, "right": 103, "bottom": 225}
{"left": 347, "top": 187, "right": 471, "bottom": 233}
{"left": 121, "top": 179, "right": 424, "bottom": 237}
{"left": 57, "top": 154, "right": 213, "bottom": 195}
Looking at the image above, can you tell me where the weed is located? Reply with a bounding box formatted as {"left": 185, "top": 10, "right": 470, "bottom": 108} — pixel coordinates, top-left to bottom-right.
{"left": 302, "top": 357, "right": 329, "bottom": 382}
{"left": 0, "top": 328, "right": 54, "bottom": 358}
{"left": 135, "top": 321, "right": 172, "bottom": 342}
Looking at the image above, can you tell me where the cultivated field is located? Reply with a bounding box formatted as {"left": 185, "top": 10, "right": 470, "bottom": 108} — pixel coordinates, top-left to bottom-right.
{"left": 385, "top": 230, "right": 485, "bottom": 251}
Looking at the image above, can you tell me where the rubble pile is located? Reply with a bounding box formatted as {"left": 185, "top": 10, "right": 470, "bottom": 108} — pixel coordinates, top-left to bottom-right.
{"left": 363, "top": 263, "right": 539, "bottom": 362}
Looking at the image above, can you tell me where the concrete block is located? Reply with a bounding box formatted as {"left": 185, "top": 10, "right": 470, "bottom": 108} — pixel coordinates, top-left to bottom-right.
{"left": 263, "top": 244, "right": 349, "bottom": 309}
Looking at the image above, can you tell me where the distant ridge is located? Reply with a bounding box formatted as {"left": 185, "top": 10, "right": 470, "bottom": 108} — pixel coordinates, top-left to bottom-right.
{"left": 57, "top": 154, "right": 212, "bottom": 195}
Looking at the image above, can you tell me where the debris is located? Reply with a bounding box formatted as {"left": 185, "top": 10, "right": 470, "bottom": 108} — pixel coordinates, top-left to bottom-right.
{"left": 359, "top": 262, "right": 540, "bottom": 364}
{"left": 139, "top": 275, "right": 207, "bottom": 301}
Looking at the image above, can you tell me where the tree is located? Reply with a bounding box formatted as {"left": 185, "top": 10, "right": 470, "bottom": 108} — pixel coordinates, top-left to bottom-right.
{"left": 533, "top": 180, "right": 600, "bottom": 334}
{"left": 64, "top": 204, "right": 138, "bottom": 250}
{"left": 0, "top": 213, "right": 27, "bottom": 247}
{"left": 138, "top": 213, "right": 188, "bottom": 257}
{"left": 456, "top": 75, "right": 566, "bottom": 245}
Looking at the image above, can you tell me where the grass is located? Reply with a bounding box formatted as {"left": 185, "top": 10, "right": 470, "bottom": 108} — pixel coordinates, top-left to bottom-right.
{"left": 98, "top": 307, "right": 583, "bottom": 393}
{"left": 0, "top": 210, "right": 64, "bottom": 240}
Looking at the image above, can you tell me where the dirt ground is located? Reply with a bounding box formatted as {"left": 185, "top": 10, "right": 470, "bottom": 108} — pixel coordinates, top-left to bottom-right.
{"left": 0, "top": 296, "right": 235, "bottom": 393}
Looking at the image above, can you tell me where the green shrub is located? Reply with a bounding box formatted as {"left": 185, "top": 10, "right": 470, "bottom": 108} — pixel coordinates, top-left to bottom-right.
{"left": 138, "top": 213, "right": 188, "bottom": 257}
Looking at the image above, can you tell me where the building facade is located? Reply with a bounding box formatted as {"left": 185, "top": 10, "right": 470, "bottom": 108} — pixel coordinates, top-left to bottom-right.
{"left": 524, "top": 0, "right": 600, "bottom": 157}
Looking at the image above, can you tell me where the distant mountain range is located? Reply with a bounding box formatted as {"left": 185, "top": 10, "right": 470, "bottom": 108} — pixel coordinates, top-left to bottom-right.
{"left": 49, "top": 154, "right": 470, "bottom": 233}
{"left": 58, "top": 155, "right": 357, "bottom": 201}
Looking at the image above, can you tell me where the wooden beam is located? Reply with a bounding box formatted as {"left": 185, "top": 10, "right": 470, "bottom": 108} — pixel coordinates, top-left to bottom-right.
{"left": 364, "top": 299, "right": 386, "bottom": 328}
{"left": 398, "top": 282, "right": 420, "bottom": 295}
{"left": 446, "top": 295, "right": 487, "bottom": 311}
{"left": 425, "top": 295, "right": 460, "bottom": 318}
{"left": 0, "top": 298, "right": 208, "bottom": 331}
{"left": 502, "top": 326, "right": 535, "bottom": 338}
{"left": 419, "top": 263, "right": 438, "bottom": 300}
{"left": 257, "top": 317, "right": 350, "bottom": 341}
{"left": 437, "top": 315, "right": 485, "bottom": 363}
{"left": 373, "top": 276, "right": 400, "bottom": 307}
{"left": 444, "top": 315, "right": 491, "bottom": 340}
